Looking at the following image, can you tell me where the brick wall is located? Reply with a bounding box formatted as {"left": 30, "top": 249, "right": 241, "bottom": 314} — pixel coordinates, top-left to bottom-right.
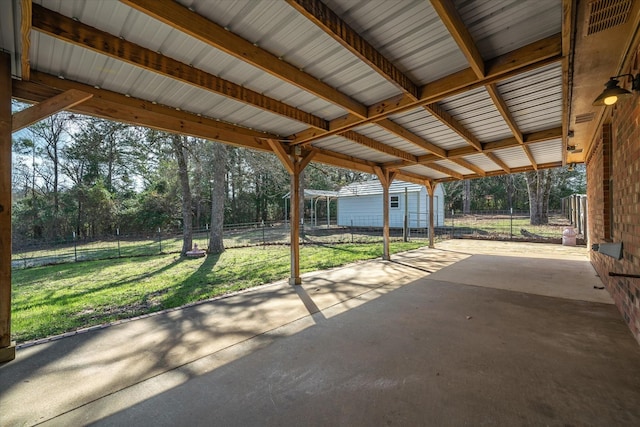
{"left": 587, "top": 49, "right": 640, "bottom": 344}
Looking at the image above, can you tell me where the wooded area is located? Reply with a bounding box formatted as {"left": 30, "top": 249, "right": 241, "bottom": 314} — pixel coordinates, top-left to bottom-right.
{"left": 11, "top": 110, "right": 586, "bottom": 253}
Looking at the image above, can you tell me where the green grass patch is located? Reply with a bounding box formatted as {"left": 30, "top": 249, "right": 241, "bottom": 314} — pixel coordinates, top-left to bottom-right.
{"left": 11, "top": 241, "right": 424, "bottom": 343}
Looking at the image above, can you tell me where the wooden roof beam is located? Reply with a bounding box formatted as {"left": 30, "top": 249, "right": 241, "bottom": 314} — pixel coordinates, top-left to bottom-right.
{"left": 32, "top": 4, "right": 329, "bottom": 131}
{"left": 12, "top": 89, "right": 93, "bottom": 132}
{"left": 341, "top": 131, "right": 419, "bottom": 163}
{"left": 451, "top": 158, "right": 486, "bottom": 177}
{"left": 121, "top": 0, "right": 367, "bottom": 119}
{"left": 435, "top": 161, "right": 563, "bottom": 183}
{"left": 290, "top": 34, "right": 562, "bottom": 145}
{"left": 15, "top": 73, "right": 277, "bottom": 152}
{"left": 286, "top": 0, "right": 419, "bottom": 101}
{"left": 424, "top": 102, "right": 482, "bottom": 151}
{"left": 430, "top": 0, "right": 484, "bottom": 78}
{"left": 20, "top": 0, "right": 31, "bottom": 81}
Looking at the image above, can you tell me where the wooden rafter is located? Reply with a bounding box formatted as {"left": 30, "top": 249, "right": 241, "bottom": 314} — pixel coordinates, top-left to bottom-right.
{"left": 20, "top": 0, "right": 32, "bottom": 81}
{"left": 485, "top": 152, "right": 512, "bottom": 174}
{"left": 32, "top": 4, "right": 329, "bottom": 131}
{"left": 436, "top": 161, "right": 563, "bottom": 183}
{"left": 423, "top": 103, "right": 482, "bottom": 151}
{"left": 375, "top": 119, "right": 447, "bottom": 158}
{"left": 420, "top": 162, "right": 464, "bottom": 180}
{"left": 120, "top": 0, "right": 367, "bottom": 119}
{"left": 450, "top": 158, "right": 486, "bottom": 177}
{"left": 286, "top": 0, "right": 419, "bottom": 100}
{"left": 341, "top": 131, "right": 418, "bottom": 163}
{"left": 430, "top": 0, "right": 484, "bottom": 78}
{"left": 12, "top": 89, "right": 93, "bottom": 132}
{"left": 16, "top": 73, "right": 276, "bottom": 152}
{"left": 291, "top": 34, "right": 563, "bottom": 145}
{"left": 417, "top": 126, "right": 562, "bottom": 163}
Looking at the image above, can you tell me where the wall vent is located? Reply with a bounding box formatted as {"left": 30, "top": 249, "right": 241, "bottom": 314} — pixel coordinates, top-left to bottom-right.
{"left": 587, "top": 0, "right": 632, "bottom": 35}
{"left": 575, "top": 112, "right": 595, "bottom": 124}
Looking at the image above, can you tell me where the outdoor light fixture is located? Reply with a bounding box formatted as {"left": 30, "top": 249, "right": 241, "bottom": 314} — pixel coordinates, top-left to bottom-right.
{"left": 592, "top": 73, "right": 640, "bottom": 106}
{"left": 567, "top": 163, "right": 576, "bottom": 171}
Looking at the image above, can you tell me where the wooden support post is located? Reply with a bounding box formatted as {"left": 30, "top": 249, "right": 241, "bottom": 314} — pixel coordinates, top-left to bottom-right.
{"left": 0, "top": 52, "right": 15, "bottom": 363}
{"left": 267, "top": 139, "right": 315, "bottom": 285}
{"left": 426, "top": 181, "right": 436, "bottom": 249}
{"left": 289, "top": 165, "right": 302, "bottom": 284}
{"left": 375, "top": 167, "right": 396, "bottom": 260}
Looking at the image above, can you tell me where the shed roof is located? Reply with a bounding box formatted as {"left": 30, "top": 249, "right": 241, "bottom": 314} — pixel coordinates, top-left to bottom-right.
{"left": 337, "top": 180, "right": 435, "bottom": 197}
{"left": 4, "top": 0, "right": 638, "bottom": 183}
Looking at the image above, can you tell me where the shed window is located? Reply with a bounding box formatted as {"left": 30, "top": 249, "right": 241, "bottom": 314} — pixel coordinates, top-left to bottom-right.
{"left": 390, "top": 195, "right": 399, "bottom": 209}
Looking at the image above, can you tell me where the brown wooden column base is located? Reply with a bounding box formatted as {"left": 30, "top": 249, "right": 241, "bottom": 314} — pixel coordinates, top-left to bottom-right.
{"left": 0, "top": 342, "right": 16, "bottom": 363}
{"left": 289, "top": 277, "right": 302, "bottom": 286}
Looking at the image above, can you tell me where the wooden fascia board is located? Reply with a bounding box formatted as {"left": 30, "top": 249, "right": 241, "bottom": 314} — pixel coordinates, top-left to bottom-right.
{"left": 430, "top": 0, "right": 484, "bottom": 78}
{"left": 423, "top": 103, "right": 482, "bottom": 151}
{"left": 121, "top": 0, "right": 367, "bottom": 119}
{"left": 32, "top": 4, "right": 329, "bottom": 131}
{"left": 291, "top": 34, "right": 563, "bottom": 145}
{"left": 286, "top": 0, "right": 419, "bottom": 101}
{"left": 20, "top": 0, "right": 31, "bottom": 81}
{"left": 12, "top": 89, "right": 93, "bottom": 132}
{"left": 13, "top": 75, "right": 276, "bottom": 152}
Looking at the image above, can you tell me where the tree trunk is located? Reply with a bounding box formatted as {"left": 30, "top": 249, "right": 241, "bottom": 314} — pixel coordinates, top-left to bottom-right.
{"left": 525, "top": 170, "right": 551, "bottom": 225}
{"left": 463, "top": 179, "right": 471, "bottom": 214}
{"left": 209, "top": 141, "right": 227, "bottom": 254}
{"left": 172, "top": 135, "right": 192, "bottom": 255}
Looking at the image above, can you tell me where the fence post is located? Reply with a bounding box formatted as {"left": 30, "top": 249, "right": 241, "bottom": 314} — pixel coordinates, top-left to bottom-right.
{"left": 510, "top": 208, "right": 513, "bottom": 240}
{"left": 451, "top": 210, "right": 454, "bottom": 239}
{"left": 350, "top": 219, "right": 353, "bottom": 243}
{"left": 73, "top": 231, "right": 77, "bottom": 262}
{"left": 158, "top": 228, "right": 162, "bottom": 253}
{"left": 117, "top": 228, "right": 121, "bottom": 258}
{"left": 262, "top": 220, "right": 265, "bottom": 247}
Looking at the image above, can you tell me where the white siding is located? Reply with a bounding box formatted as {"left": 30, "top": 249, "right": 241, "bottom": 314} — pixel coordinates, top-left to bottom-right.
{"left": 337, "top": 183, "right": 445, "bottom": 227}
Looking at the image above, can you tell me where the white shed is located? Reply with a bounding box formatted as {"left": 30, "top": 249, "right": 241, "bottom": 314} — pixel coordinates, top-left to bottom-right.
{"left": 337, "top": 180, "right": 445, "bottom": 228}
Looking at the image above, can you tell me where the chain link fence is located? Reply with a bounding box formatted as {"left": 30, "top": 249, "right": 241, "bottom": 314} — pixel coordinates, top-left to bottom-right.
{"left": 11, "top": 211, "right": 580, "bottom": 269}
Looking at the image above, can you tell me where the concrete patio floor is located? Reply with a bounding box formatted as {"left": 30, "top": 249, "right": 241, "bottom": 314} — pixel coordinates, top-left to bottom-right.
{"left": 1, "top": 240, "right": 640, "bottom": 426}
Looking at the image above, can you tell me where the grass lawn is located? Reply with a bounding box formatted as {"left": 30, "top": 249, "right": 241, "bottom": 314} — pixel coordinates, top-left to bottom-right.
{"left": 11, "top": 241, "right": 425, "bottom": 343}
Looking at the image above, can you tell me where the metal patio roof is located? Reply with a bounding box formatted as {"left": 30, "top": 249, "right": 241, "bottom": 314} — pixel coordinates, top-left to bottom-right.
{"left": 4, "top": 0, "right": 640, "bottom": 185}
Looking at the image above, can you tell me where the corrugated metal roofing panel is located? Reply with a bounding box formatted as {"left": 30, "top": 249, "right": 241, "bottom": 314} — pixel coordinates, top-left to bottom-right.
{"left": 389, "top": 108, "right": 470, "bottom": 150}
{"left": 313, "top": 135, "right": 399, "bottom": 164}
{"left": 433, "top": 160, "right": 474, "bottom": 175}
{"left": 322, "top": 0, "right": 469, "bottom": 85}
{"left": 354, "top": 123, "right": 431, "bottom": 156}
{"left": 38, "top": 0, "right": 348, "bottom": 121}
{"left": 338, "top": 180, "right": 424, "bottom": 197}
{"left": 527, "top": 139, "right": 563, "bottom": 165}
{"left": 1, "top": 0, "right": 19, "bottom": 76}
{"left": 438, "top": 87, "right": 514, "bottom": 142}
{"left": 496, "top": 62, "right": 563, "bottom": 133}
{"left": 399, "top": 164, "right": 449, "bottom": 180}
{"left": 455, "top": 0, "right": 561, "bottom": 60}
{"left": 461, "top": 154, "right": 504, "bottom": 173}
{"left": 186, "top": 0, "right": 401, "bottom": 106}
{"left": 492, "top": 146, "right": 532, "bottom": 169}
